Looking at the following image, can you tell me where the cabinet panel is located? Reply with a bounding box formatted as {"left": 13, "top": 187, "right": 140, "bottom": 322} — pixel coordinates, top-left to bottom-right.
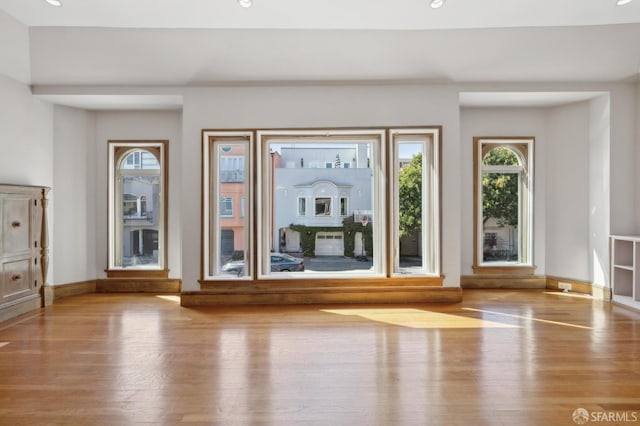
{"left": 0, "top": 185, "right": 48, "bottom": 321}
{"left": 613, "top": 267, "right": 633, "bottom": 297}
{"left": 1, "top": 257, "right": 33, "bottom": 303}
{"left": 2, "top": 195, "right": 32, "bottom": 255}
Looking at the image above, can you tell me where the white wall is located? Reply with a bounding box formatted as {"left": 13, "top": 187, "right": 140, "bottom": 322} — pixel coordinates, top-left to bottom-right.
{"left": 0, "top": 75, "right": 54, "bottom": 284}
{"left": 182, "top": 84, "right": 462, "bottom": 290}
{"left": 545, "top": 101, "right": 591, "bottom": 281}
{"left": 636, "top": 82, "right": 640, "bottom": 233}
{"left": 589, "top": 95, "right": 611, "bottom": 289}
{"left": 459, "top": 107, "right": 547, "bottom": 276}
{"left": 609, "top": 86, "right": 637, "bottom": 235}
{"left": 0, "top": 75, "right": 53, "bottom": 186}
{"left": 52, "top": 106, "right": 97, "bottom": 285}
{"left": 94, "top": 111, "right": 183, "bottom": 279}
{"left": 0, "top": 10, "right": 30, "bottom": 84}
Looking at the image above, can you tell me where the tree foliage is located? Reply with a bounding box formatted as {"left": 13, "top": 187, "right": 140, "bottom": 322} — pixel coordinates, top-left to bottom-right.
{"left": 398, "top": 153, "right": 422, "bottom": 236}
{"left": 482, "top": 147, "right": 519, "bottom": 227}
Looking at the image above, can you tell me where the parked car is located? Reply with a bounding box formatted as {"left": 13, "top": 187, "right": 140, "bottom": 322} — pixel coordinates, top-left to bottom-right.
{"left": 269, "top": 253, "right": 305, "bottom": 272}
{"left": 221, "top": 253, "right": 304, "bottom": 276}
{"left": 221, "top": 259, "right": 245, "bottom": 276}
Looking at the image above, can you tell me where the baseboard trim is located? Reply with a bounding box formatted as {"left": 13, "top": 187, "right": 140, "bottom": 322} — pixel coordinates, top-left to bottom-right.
{"left": 48, "top": 281, "right": 97, "bottom": 302}
{"left": 546, "top": 276, "right": 611, "bottom": 300}
{"left": 97, "top": 278, "right": 181, "bottom": 293}
{"left": 461, "top": 274, "right": 546, "bottom": 289}
{"left": 461, "top": 273, "right": 612, "bottom": 300}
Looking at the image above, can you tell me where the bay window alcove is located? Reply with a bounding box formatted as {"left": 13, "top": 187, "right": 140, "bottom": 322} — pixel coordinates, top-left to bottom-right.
{"left": 197, "top": 127, "right": 457, "bottom": 305}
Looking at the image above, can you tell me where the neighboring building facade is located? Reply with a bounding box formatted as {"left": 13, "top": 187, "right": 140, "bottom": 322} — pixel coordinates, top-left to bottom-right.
{"left": 273, "top": 146, "right": 372, "bottom": 256}
{"left": 219, "top": 146, "right": 247, "bottom": 260}
{"left": 121, "top": 150, "right": 160, "bottom": 265}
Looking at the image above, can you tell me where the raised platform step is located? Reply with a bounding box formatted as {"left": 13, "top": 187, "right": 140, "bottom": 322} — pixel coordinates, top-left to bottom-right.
{"left": 97, "top": 278, "right": 181, "bottom": 293}
{"left": 182, "top": 282, "right": 461, "bottom": 306}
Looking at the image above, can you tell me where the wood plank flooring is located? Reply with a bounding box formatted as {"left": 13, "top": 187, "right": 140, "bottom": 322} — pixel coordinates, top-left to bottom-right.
{"left": 1, "top": 289, "right": 640, "bottom": 425}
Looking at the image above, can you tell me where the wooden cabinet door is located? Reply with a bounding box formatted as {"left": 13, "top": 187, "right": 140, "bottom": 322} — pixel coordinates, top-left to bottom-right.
{"left": 2, "top": 195, "right": 32, "bottom": 255}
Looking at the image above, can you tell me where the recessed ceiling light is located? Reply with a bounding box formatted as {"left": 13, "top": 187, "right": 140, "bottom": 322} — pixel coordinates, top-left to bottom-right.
{"left": 45, "top": 0, "right": 62, "bottom": 6}
{"left": 238, "top": 0, "right": 252, "bottom": 8}
{"left": 616, "top": 0, "right": 633, "bottom": 4}
{"left": 430, "top": 0, "right": 446, "bottom": 9}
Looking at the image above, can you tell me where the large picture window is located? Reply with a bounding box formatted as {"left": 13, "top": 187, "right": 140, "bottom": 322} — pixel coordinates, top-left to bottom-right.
{"left": 473, "top": 137, "right": 534, "bottom": 273}
{"left": 202, "top": 127, "right": 441, "bottom": 284}
{"left": 108, "top": 141, "right": 167, "bottom": 273}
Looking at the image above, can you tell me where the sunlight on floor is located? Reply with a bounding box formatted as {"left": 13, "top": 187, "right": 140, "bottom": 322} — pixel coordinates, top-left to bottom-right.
{"left": 544, "top": 291, "right": 593, "bottom": 300}
{"left": 0, "top": 342, "right": 9, "bottom": 348}
{"left": 156, "top": 295, "right": 181, "bottom": 303}
{"left": 462, "top": 307, "right": 592, "bottom": 330}
{"left": 322, "top": 308, "right": 518, "bottom": 329}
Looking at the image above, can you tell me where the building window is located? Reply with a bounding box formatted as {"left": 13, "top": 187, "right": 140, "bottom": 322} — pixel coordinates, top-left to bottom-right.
{"left": 339, "top": 197, "right": 348, "bottom": 216}
{"left": 298, "top": 197, "right": 306, "bottom": 216}
{"left": 220, "top": 197, "right": 234, "bottom": 217}
{"left": 315, "top": 197, "right": 332, "bottom": 216}
{"left": 220, "top": 156, "right": 245, "bottom": 183}
{"left": 473, "top": 137, "right": 534, "bottom": 273}
{"left": 108, "top": 141, "right": 167, "bottom": 273}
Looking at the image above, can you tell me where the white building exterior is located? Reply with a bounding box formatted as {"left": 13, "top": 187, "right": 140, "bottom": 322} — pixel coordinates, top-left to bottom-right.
{"left": 273, "top": 147, "right": 373, "bottom": 255}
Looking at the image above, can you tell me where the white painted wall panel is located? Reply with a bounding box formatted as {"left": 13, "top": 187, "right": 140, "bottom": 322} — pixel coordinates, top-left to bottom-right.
{"left": 459, "top": 107, "right": 547, "bottom": 276}
{"left": 52, "top": 106, "right": 97, "bottom": 285}
{"left": 182, "top": 84, "right": 461, "bottom": 290}
{"left": 94, "top": 111, "right": 182, "bottom": 279}
{"left": 0, "top": 10, "right": 30, "bottom": 83}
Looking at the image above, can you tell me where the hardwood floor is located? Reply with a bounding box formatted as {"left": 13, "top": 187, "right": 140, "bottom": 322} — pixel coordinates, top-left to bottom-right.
{"left": 1, "top": 290, "right": 639, "bottom": 425}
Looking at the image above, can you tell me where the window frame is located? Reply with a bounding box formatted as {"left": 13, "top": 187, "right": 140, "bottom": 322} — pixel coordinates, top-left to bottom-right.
{"left": 389, "top": 128, "right": 441, "bottom": 277}
{"left": 107, "top": 140, "right": 168, "bottom": 276}
{"left": 201, "top": 127, "right": 442, "bottom": 286}
{"left": 473, "top": 137, "right": 534, "bottom": 274}
{"left": 297, "top": 196, "right": 307, "bottom": 216}
{"left": 202, "top": 131, "right": 253, "bottom": 280}
{"left": 257, "top": 129, "right": 387, "bottom": 279}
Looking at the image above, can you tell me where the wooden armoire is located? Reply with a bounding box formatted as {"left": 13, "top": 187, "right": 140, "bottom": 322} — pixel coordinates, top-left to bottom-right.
{"left": 0, "top": 184, "right": 50, "bottom": 323}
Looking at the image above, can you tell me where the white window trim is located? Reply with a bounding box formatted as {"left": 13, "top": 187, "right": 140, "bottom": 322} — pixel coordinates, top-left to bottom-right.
{"left": 108, "top": 141, "right": 166, "bottom": 271}
{"left": 475, "top": 138, "right": 534, "bottom": 268}
{"left": 297, "top": 196, "right": 306, "bottom": 216}
{"left": 339, "top": 196, "right": 349, "bottom": 217}
{"left": 257, "top": 129, "right": 386, "bottom": 279}
{"left": 202, "top": 131, "right": 253, "bottom": 280}
{"left": 314, "top": 197, "right": 333, "bottom": 217}
{"left": 389, "top": 128, "right": 441, "bottom": 277}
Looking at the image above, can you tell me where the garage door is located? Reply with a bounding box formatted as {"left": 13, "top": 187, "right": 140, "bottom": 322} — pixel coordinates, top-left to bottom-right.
{"left": 315, "top": 232, "right": 344, "bottom": 256}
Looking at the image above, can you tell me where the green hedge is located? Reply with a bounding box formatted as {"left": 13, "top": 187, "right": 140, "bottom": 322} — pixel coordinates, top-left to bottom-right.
{"left": 289, "top": 217, "right": 373, "bottom": 257}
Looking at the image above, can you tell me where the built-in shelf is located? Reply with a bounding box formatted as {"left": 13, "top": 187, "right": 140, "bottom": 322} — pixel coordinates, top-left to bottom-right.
{"left": 610, "top": 235, "right": 640, "bottom": 309}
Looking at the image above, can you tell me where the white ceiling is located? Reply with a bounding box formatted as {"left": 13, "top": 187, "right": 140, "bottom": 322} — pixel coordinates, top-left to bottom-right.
{"left": 1, "top": 0, "right": 640, "bottom": 30}
{"left": 2, "top": 0, "right": 639, "bottom": 109}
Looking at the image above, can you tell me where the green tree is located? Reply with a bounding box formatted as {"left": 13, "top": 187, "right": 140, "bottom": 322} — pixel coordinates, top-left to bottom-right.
{"left": 482, "top": 147, "right": 519, "bottom": 226}
{"left": 398, "top": 153, "right": 422, "bottom": 236}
